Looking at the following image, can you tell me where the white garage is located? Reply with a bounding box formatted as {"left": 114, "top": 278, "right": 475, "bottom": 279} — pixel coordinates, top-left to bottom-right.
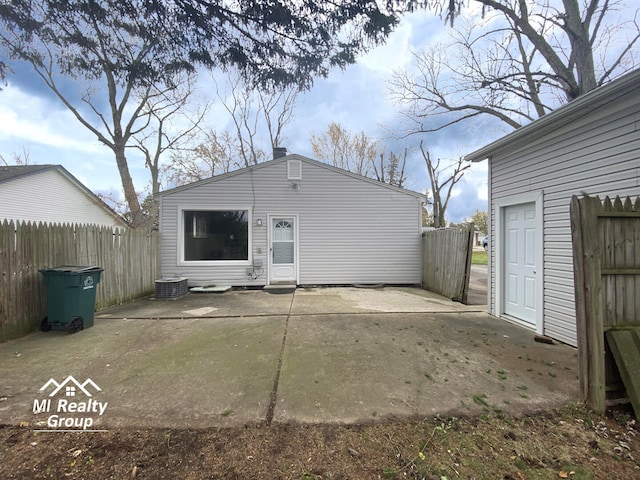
{"left": 465, "top": 68, "right": 640, "bottom": 346}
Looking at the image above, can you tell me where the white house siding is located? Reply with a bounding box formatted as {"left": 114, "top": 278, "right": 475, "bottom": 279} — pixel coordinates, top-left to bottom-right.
{"left": 489, "top": 91, "right": 640, "bottom": 346}
{"left": 0, "top": 169, "right": 122, "bottom": 228}
{"left": 158, "top": 156, "right": 424, "bottom": 286}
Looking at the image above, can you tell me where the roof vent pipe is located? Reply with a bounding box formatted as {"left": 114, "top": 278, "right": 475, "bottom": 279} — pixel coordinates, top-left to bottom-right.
{"left": 273, "top": 147, "right": 287, "bottom": 160}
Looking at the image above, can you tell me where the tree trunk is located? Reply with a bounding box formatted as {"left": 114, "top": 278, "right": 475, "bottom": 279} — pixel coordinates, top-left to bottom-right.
{"left": 433, "top": 200, "right": 446, "bottom": 228}
{"left": 562, "top": 0, "right": 597, "bottom": 97}
{"left": 114, "top": 143, "right": 142, "bottom": 228}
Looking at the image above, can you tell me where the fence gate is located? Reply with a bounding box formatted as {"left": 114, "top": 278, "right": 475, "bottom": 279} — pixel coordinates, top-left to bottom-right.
{"left": 570, "top": 195, "right": 640, "bottom": 418}
{"left": 421, "top": 223, "right": 474, "bottom": 304}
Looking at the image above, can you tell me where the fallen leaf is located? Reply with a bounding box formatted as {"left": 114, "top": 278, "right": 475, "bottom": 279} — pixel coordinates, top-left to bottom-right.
{"left": 558, "top": 471, "right": 568, "bottom": 478}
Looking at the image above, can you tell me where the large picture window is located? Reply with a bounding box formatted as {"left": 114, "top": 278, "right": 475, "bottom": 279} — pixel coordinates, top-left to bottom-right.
{"left": 183, "top": 210, "right": 249, "bottom": 261}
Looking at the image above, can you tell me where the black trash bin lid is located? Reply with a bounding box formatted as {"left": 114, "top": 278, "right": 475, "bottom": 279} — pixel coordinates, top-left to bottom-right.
{"left": 40, "top": 265, "right": 103, "bottom": 274}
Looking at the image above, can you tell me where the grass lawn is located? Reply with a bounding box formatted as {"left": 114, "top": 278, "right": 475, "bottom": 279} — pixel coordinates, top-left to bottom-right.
{"left": 472, "top": 250, "right": 488, "bottom": 265}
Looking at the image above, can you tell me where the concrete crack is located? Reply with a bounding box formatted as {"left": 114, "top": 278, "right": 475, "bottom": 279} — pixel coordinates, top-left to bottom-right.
{"left": 265, "top": 290, "right": 295, "bottom": 425}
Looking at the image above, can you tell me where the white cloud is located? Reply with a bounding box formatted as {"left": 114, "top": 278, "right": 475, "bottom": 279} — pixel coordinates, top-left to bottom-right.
{"left": 0, "top": 84, "right": 103, "bottom": 153}
{"left": 357, "top": 11, "right": 438, "bottom": 72}
{"left": 0, "top": 84, "right": 131, "bottom": 194}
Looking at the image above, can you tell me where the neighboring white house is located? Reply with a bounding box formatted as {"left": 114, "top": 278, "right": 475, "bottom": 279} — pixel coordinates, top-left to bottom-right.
{"left": 0, "top": 165, "right": 126, "bottom": 228}
{"left": 157, "top": 153, "right": 426, "bottom": 287}
{"left": 465, "top": 68, "right": 640, "bottom": 347}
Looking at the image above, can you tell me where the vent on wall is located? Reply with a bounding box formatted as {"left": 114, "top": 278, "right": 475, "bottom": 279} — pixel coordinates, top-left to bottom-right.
{"left": 287, "top": 159, "right": 302, "bottom": 180}
{"left": 155, "top": 277, "right": 188, "bottom": 299}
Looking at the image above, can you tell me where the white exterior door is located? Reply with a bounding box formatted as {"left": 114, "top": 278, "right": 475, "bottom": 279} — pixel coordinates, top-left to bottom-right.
{"left": 269, "top": 216, "right": 297, "bottom": 283}
{"left": 503, "top": 203, "right": 536, "bottom": 326}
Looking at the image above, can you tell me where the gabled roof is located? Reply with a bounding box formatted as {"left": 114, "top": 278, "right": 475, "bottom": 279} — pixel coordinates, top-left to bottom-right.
{"left": 465, "top": 68, "right": 640, "bottom": 162}
{"left": 157, "top": 153, "right": 426, "bottom": 200}
{"left": 0, "top": 164, "right": 54, "bottom": 183}
{"left": 0, "top": 164, "right": 128, "bottom": 227}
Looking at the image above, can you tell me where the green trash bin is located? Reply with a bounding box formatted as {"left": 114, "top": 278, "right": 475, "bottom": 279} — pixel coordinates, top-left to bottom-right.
{"left": 39, "top": 266, "right": 104, "bottom": 334}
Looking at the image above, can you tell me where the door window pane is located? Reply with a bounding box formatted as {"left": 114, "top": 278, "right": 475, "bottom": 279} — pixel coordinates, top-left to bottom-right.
{"left": 272, "top": 219, "right": 294, "bottom": 264}
{"left": 273, "top": 242, "right": 294, "bottom": 264}
{"left": 273, "top": 220, "right": 293, "bottom": 241}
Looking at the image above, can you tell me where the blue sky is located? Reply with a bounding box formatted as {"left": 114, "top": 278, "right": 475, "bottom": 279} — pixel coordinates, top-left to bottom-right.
{"left": 0, "top": 7, "right": 530, "bottom": 224}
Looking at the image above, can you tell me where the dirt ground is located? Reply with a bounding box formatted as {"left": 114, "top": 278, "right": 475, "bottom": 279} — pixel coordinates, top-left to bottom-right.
{"left": 1, "top": 404, "right": 637, "bottom": 479}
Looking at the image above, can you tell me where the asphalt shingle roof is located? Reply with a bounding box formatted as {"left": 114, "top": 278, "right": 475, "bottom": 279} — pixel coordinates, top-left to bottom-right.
{"left": 0, "top": 165, "right": 56, "bottom": 184}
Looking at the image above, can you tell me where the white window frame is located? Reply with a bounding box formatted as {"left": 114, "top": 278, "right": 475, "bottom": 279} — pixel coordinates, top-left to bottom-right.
{"left": 178, "top": 206, "right": 252, "bottom": 266}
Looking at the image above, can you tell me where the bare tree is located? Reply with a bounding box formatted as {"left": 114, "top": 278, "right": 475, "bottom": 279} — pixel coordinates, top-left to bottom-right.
{"left": 0, "top": 2, "right": 173, "bottom": 226}
{"left": 420, "top": 141, "right": 470, "bottom": 228}
{"left": 219, "top": 81, "right": 267, "bottom": 167}
{"left": 1, "top": 147, "right": 31, "bottom": 166}
{"left": 216, "top": 73, "right": 300, "bottom": 167}
{"left": 161, "top": 130, "right": 242, "bottom": 188}
{"left": 310, "top": 123, "right": 379, "bottom": 176}
{"left": 390, "top": 1, "right": 640, "bottom": 133}
{"left": 372, "top": 149, "right": 408, "bottom": 188}
{"left": 133, "top": 76, "right": 209, "bottom": 197}
{"left": 0, "top": 6, "right": 207, "bottom": 227}
{"left": 260, "top": 86, "right": 299, "bottom": 153}
{"left": 163, "top": 74, "right": 299, "bottom": 188}
{"left": 311, "top": 123, "right": 414, "bottom": 187}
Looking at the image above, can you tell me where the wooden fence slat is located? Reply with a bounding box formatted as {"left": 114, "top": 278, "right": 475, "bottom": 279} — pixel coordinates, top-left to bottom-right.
{"left": 0, "top": 221, "right": 13, "bottom": 339}
{"left": 623, "top": 199, "right": 636, "bottom": 325}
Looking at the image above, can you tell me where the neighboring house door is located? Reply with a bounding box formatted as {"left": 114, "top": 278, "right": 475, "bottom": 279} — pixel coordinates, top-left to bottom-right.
{"left": 503, "top": 203, "right": 536, "bottom": 326}
{"left": 269, "top": 216, "right": 297, "bottom": 284}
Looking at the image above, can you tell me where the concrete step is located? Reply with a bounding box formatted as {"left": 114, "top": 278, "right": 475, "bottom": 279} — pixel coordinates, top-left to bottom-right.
{"left": 263, "top": 284, "right": 297, "bottom": 294}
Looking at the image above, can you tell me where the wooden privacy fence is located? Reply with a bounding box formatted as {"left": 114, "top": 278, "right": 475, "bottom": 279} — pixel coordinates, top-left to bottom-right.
{"left": 421, "top": 223, "right": 474, "bottom": 304}
{"left": 570, "top": 195, "right": 640, "bottom": 418}
{"left": 0, "top": 220, "right": 159, "bottom": 342}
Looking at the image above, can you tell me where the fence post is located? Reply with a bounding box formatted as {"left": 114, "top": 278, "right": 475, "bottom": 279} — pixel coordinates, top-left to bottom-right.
{"left": 459, "top": 223, "right": 474, "bottom": 305}
{"left": 570, "top": 195, "right": 605, "bottom": 413}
